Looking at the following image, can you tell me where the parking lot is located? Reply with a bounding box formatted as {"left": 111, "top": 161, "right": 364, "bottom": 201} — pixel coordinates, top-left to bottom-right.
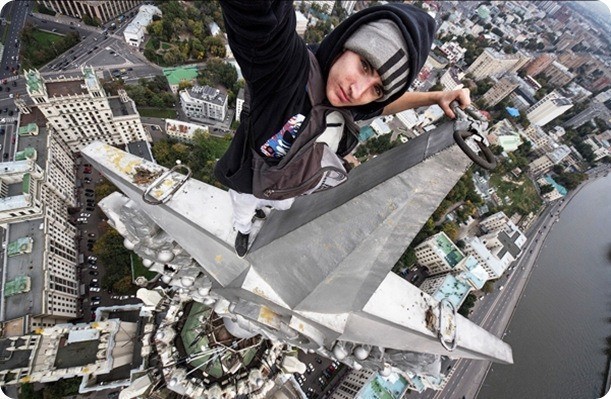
{"left": 73, "top": 157, "right": 140, "bottom": 323}
{"left": 296, "top": 352, "right": 348, "bottom": 398}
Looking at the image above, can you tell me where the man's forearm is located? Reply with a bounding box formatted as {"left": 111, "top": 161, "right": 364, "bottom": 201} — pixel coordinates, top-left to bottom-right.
{"left": 381, "top": 91, "right": 442, "bottom": 115}
{"left": 382, "top": 88, "right": 471, "bottom": 119}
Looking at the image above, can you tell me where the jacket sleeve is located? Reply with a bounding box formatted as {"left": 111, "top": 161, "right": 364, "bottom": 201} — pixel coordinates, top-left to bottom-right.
{"left": 220, "top": 0, "right": 306, "bottom": 92}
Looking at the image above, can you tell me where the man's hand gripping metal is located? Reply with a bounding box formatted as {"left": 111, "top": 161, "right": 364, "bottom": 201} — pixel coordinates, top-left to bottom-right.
{"left": 451, "top": 101, "right": 497, "bottom": 170}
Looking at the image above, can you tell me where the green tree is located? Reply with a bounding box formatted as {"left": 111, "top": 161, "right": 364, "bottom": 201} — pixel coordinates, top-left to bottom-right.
{"left": 203, "top": 36, "right": 226, "bottom": 58}
{"left": 458, "top": 293, "right": 477, "bottom": 317}
{"left": 19, "top": 383, "right": 43, "bottom": 399}
{"left": 113, "top": 275, "right": 137, "bottom": 295}
{"left": 94, "top": 178, "right": 118, "bottom": 198}
{"left": 539, "top": 184, "right": 554, "bottom": 195}
{"left": 441, "top": 221, "right": 460, "bottom": 241}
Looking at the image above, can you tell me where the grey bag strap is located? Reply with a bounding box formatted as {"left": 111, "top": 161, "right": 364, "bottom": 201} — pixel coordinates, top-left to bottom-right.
{"left": 306, "top": 50, "right": 326, "bottom": 106}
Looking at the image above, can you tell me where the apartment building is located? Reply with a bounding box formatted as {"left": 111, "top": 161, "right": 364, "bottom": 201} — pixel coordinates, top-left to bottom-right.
{"left": 521, "top": 124, "right": 551, "bottom": 154}
{"left": 180, "top": 85, "right": 228, "bottom": 122}
{"left": 23, "top": 67, "right": 149, "bottom": 152}
{"left": 466, "top": 48, "right": 530, "bottom": 81}
{"left": 542, "top": 61, "right": 574, "bottom": 87}
{"left": 524, "top": 53, "right": 556, "bottom": 77}
{"left": 482, "top": 73, "right": 521, "bottom": 107}
{"left": 40, "top": 0, "right": 142, "bottom": 24}
{"left": 414, "top": 232, "right": 466, "bottom": 276}
{"left": 526, "top": 91, "right": 573, "bottom": 127}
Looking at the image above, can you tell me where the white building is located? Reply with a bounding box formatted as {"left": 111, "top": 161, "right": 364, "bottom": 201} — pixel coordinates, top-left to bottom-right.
{"left": 180, "top": 85, "right": 228, "bottom": 123}
{"left": 40, "top": 0, "right": 142, "bottom": 24}
{"left": 463, "top": 237, "right": 505, "bottom": 280}
{"left": 123, "top": 4, "right": 162, "bottom": 47}
{"left": 235, "top": 88, "right": 245, "bottom": 123}
{"left": 526, "top": 91, "right": 573, "bottom": 127}
{"left": 370, "top": 117, "right": 392, "bottom": 136}
{"left": 440, "top": 68, "right": 464, "bottom": 91}
{"left": 165, "top": 119, "right": 209, "bottom": 142}
{"left": 295, "top": 10, "right": 308, "bottom": 37}
{"left": 23, "top": 67, "right": 150, "bottom": 152}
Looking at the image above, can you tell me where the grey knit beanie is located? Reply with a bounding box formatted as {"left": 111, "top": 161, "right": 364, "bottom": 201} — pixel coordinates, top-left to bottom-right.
{"left": 344, "top": 19, "right": 410, "bottom": 102}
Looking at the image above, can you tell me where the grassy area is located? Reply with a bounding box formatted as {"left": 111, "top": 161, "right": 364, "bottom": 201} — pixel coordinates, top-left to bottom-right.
{"left": 161, "top": 41, "right": 172, "bottom": 50}
{"left": 31, "top": 30, "right": 63, "bottom": 48}
{"left": 131, "top": 254, "right": 158, "bottom": 280}
{"left": 490, "top": 174, "right": 542, "bottom": 215}
{"left": 138, "top": 107, "right": 177, "bottom": 119}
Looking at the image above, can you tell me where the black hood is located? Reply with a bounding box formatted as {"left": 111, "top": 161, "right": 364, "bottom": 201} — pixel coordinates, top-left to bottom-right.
{"left": 315, "top": 4, "right": 436, "bottom": 115}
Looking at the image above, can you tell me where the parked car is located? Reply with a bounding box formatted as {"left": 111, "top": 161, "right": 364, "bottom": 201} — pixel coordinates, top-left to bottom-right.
{"left": 84, "top": 177, "right": 92, "bottom": 183}
{"left": 89, "top": 287, "right": 100, "bottom": 292}
{"left": 87, "top": 244, "right": 94, "bottom": 250}
{"left": 85, "top": 206, "right": 95, "bottom": 211}
{"left": 89, "top": 271, "right": 98, "bottom": 276}
{"left": 89, "top": 265, "right": 98, "bottom": 270}
{"left": 91, "top": 296, "right": 101, "bottom": 301}
{"left": 87, "top": 239, "right": 96, "bottom": 243}
{"left": 91, "top": 300, "right": 100, "bottom": 306}
{"left": 79, "top": 212, "right": 91, "bottom": 217}
{"left": 85, "top": 192, "right": 94, "bottom": 197}
{"left": 85, "top": 188, "right": 94, "bottom": 193}
{"left": 88, "top": 233, "right": 96, "bottom": 237}
{"left": 88, "top": 256, "right": 97, "bottom": 261}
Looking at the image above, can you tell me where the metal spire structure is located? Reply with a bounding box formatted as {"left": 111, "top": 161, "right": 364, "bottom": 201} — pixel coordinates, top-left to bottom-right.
{"left": 82, "top": 122, "right": 512, "bottom": 395}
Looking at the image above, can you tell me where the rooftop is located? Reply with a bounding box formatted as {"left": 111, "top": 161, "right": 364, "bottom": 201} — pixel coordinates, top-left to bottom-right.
{"left": 434, "top": 233, "right": 464, "bottom": 268}
{"left": 3, "top": 217, "right": 45, "bottom": 320}
{"left": 108, "top": 97, "right": 138, "bottom": 118}
{"left": 126, "top": 141, "right": 154, "bottom": 163}
{"left": 186, "top": 85, "right": 227, "bottom": 106}
{"left": 0, "top": 339, "right": 34, "bottom": 372}
{"left": 46, "top": 79, "right": 87, "bottom": 98}
{"left": 54, "top": 335, "right": 100, "bottom": 369}
{"left": 428, "top": 274, "right": 471, "bottom": 310}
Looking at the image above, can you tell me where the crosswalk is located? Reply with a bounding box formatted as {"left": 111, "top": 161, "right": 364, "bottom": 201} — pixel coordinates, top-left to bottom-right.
{"left": 0, "top": 117, "right": 18, "bottom": 124}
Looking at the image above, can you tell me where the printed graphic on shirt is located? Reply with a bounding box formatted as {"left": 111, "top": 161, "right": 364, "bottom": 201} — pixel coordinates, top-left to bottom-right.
{"left": 260, "top": 114, "right": 306, "bottom": 158}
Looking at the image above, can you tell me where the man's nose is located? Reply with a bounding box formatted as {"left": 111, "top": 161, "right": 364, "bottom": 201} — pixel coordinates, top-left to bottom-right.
{"left": 351, "top": 78, "right": 372, "bottom": 100}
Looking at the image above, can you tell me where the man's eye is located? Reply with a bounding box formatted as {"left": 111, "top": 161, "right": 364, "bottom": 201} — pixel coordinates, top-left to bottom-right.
{"left": 375, "top": 86, "right": 383, "bottom": 97}
{"left": 361, "top": 60, "right": 369, "bottom": 72}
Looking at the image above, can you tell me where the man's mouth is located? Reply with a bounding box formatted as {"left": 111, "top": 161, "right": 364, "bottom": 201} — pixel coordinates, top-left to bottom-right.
{"left": 338, "top": 87, "right": 349, "bottom": 103}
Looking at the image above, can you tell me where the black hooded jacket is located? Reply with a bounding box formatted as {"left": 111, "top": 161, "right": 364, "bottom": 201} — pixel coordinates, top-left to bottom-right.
{"left": 214, "top": 0, "right": 435, "bottom": 193}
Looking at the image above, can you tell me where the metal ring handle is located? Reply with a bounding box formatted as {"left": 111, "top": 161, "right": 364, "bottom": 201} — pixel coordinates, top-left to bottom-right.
{"left": 142, "top": 164, "right": 192, "bottom": 205}
{"left": 438, "top": 298, "right": 457, "bottom": 352}
{"left": 453, "top": 130, "right": 497, "bottom": 170}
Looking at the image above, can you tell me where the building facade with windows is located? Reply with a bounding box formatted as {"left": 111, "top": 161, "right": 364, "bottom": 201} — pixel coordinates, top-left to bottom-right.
{"left": 22, "top": 67, "right": 149, "bottom": 152}
{"left": 40, "top": 0, "right": 142, "bottom": 24}
{"left": 414, "top": 232, "right": 466, "bottom": 276}
{"left": 526, "top": 91, "right": 573, "bottom": 127}
{"left": 180, "top": 85, "right": 228, "bottom": 123}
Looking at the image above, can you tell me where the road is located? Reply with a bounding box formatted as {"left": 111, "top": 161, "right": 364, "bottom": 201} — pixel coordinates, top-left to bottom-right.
{"left": 411, "top": 198, "right": 564, "bottom": 399}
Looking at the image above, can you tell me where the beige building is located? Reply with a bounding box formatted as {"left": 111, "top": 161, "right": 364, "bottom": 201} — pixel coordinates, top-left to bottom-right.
{"left": 542, "top": 61, "right": 574, "bottom": 87}
{"left": 482, "top": 73, "right": 521, "bottom": 106}
{"left": 524, "top": 53, "right": 556, "bottom": 77}
{"left": 415, "top": 232, "right": 466, "bottom": 276}
{"left": 440, "top": 68, "right": 464, "bottom": 91}
{"left": 0, "top": 114, "right": 80, "bottom": 335}
{"left": 40, "top": 0, "right": 142, "bottom": 24}
{"left": 529, "top": 154, "right": 554, "bottom": 176}
{"left": 23, "top": 67, "right": 149, "bottom": 152}
{"left": 526, "top": 91, "right": 573, "bottom": 127}
{"left": 330, "top": 369, "right": 375, "bottom": 399}
{"left": 466, "top": 48, "right": 530, "bottom": 81}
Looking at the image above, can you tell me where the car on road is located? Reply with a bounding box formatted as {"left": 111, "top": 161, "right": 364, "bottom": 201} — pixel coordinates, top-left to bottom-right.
{"left": 499, "top": 285, "right": 504, "bottom": 291}
{"left": 91, "top": 300, "right": 100, "bottom": 306}
{"left": 89, "top": 287, "right": 100, "bottom": 292}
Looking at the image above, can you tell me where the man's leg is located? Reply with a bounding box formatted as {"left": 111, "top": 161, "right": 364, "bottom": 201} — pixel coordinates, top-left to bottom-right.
{"left": 229, "top": 190, "right": 258, "bottom": 258}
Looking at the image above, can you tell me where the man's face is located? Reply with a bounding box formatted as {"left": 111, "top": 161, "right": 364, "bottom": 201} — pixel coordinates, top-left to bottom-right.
{"left": 326, "top": 50, "right": 384, "bottom": 107}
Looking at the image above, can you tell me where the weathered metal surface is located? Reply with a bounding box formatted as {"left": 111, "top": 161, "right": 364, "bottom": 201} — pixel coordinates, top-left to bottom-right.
{"left": 83, "top": 123, "right": 512, "bottom": 390}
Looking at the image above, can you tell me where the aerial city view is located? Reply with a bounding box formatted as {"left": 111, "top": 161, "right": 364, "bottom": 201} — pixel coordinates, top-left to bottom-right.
{"left": 0, "top": 1, "right": 609, "bottom": 399}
